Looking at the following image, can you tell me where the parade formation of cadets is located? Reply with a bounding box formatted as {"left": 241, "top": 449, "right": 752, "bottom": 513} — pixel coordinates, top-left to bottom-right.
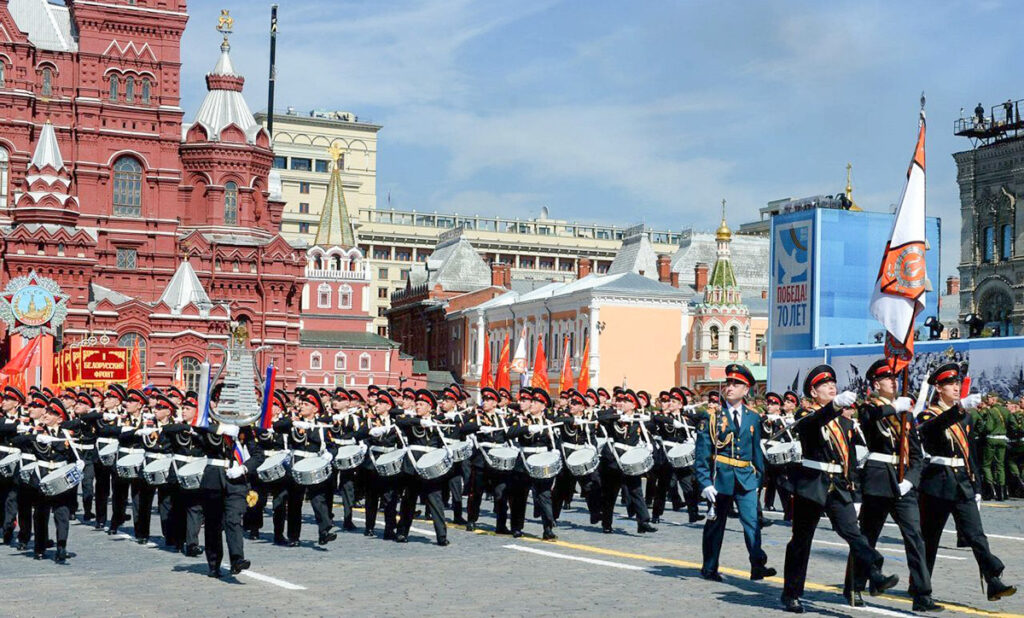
{"left": 0, "top": 361, "right": 1017, "bottom": 610}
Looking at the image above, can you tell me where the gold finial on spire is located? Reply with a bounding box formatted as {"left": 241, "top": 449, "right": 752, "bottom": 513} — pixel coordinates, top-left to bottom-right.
{"left": 845, "top": 162, "right": 853, "bottom": 200}
{"left": 217, "top": 9, "right": 234, "bottom": 49}
{"left": 716, "top": 198, "right": 732, "bottom": 241}
{"left": 328, "top": 144, "right": 344, "bottom": 167}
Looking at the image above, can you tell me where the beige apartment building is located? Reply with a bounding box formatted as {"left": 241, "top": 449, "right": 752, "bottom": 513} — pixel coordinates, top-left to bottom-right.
{"left": 260, "top": 109, "right": 695, "bottom": 336}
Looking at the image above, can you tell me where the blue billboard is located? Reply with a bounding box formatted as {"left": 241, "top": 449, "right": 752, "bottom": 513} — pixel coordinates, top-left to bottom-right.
{"left": 769, "top": 208, "right": 941, "bottom": 354}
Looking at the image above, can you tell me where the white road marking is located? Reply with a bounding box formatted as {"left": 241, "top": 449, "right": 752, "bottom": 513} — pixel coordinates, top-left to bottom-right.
{"left": 806, "top": 601, "right": 916, "bottom": 617}
{"left": 503, "top": 544, "right": 647, "bottom": 571}
{"left": 351, "top": 516, "right": 434, "bottom": 537}
{"left": 812, "top": 539, "right": 966, "bottom": 560}
{"left": 882, "top": 522, "right": 1024, "bottom": 542}
{"left": 238, "top": 570, "right": 307, "bottom": 590}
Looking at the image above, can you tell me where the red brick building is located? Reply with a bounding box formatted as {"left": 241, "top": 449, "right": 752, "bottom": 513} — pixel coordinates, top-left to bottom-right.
{"left": 0, "top": 0, "right": 305, "bottom": 391}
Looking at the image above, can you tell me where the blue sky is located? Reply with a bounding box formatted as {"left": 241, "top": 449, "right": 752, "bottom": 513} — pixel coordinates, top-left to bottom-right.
{"left": 180, "top": 0, "right": 1020, "bottom": 277}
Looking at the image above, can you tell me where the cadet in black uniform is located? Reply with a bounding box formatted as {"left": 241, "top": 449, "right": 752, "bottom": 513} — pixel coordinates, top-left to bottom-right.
{"left": 781, "top": 365, "right": 898, "bottom": 613}
{"left": 109, "top": 388, "right": 147, "bottom": 537}
{"left": 651, "top": 387, "right": 703, "bottom": 523}
{"left": 356, "top": 391, "right": 403, "bottom": 539}
{"left": 551, "top": 389, "right": 602, "bottom": 524}
{"left": 395, "top": 389, "right": 449, "bottom": 545}
{"left": 438, "top": 387, "right": 469, "bottom": 525}
{"left": 0, "top": 385, "right": 27, "bottom": 544}
{"left": 326, "top": 388, "right": 360, "bottom": 533}
{"left": 13, "top": 392, "right": 49, "bottom": 550}
{"left": 464, "top": 387, "right": 513, "bottom": 533}
{"left": 506, "top": 388, "right": 561, "bottom": 540}
{"left": 845, "top": 360, "right": 939, "bottom": 611}
{"left": 134, "top": 394, "right": 177, "bottom": 547}
{"left": 276, "top": 390, "right": 337, "bottom": 546}
{"left": 91, "top": 385, "right": 126, "bottom": 531}
{"left": 245, "top": 390, "right": 290, "bottom": 543}
{"left": 917, "top": 363, "right": 1016, "bottom": 602}
{"left": 69, "top": 391, "right": 98, "bottom": 522}
{"left": 162, "top": 394, "right": 206, "bottom": 556}
{"left": 597, "top": 390, "right": 658, "bottom": 535}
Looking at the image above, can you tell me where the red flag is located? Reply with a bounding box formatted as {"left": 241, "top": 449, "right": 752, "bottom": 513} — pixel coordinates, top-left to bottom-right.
{"left": 127, "top": 338, "right": 143, "bottom": 389}
{"left": 558, "top": 336, "right": 574, "bottom": 393}
{"left": 577, "top": 335, "right": 591, "bottom": 393}
{"left": 479, "top": 330, "right": 493, "bottom": 390}
{"left": 870, "top": 106, "right": 928, "bottom": 374}
{"left": 494, "top": 334, "right": 511, "bottom": 391}
{"left": 530, "top": 337, "right": 549, "bottom": 391}
{"left": 1, "top": 336, "right": 42, "bottom": 378}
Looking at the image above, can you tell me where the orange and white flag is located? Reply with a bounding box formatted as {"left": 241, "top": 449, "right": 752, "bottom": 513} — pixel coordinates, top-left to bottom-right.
{"left": 869, "top": 106, "right": 930, "bottom": 373}
{"left": 510, "top": 328, "right": 528, "bottom": 373}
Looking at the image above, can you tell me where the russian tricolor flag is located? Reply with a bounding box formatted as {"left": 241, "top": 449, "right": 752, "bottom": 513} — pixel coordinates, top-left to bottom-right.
{"left": 192, "top": 361, "right": 213, "bottom": 429}
{"left": 258, "top": 364, "right": 276, "bottom": 430}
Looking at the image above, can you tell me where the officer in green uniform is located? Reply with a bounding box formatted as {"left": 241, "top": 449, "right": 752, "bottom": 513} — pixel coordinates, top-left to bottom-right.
{"left": 982, "top": 393, "right": 1009, "bottom": 501}
{"left": 973, "top": 398, "right": 992, "bottom": 499}
{"left": 1005, "top": 400, "right": 1024, "bottom": 498}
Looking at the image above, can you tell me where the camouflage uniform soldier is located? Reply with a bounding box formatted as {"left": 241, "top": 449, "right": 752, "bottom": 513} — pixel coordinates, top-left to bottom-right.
{"left": 1006, "top": 400, "right": 1024, "bottom": 499}
{"left": 982, "top": 394, "right": 1009, "bottom": 501}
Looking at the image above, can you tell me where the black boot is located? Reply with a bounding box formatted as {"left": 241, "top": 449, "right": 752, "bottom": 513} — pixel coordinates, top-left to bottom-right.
{"left": 869, "top": 572, "right": 900, "bottom": 596}
{"left": 780, "top": 596, "right": 804, "bottom": 613}
{"left": 54, "top": 545, "right": 68, "bottom": 565}
{"left": 637, "top": 521, "right": 658, "bottom": 533}
{"left": 542, "top": 528, "right": 558, "bottom": 541}
{"left": 230, "top": 558, "right": 251, "bottom": 575}
{"left": 987, "top": 576, "right": 1017, "bottom": 601}
{"left": 997, "top": 485, "right": 1007, "bottom": 501}
{"left": 912, "top": 595, "right": 943, "bottom": 611}
{"left": 843, "top": 591, "right": 864, "bottom": 607}
{"left": 750, "top": 565, "right": 777, "bottom": 581}
{"left": 982, "top": 481, "right": 994, "bottom": 501}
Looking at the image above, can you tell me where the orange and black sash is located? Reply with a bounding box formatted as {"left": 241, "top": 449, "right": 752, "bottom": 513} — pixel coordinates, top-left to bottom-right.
{"left": 824, "top": 418, "right": 850, "bottom": 476}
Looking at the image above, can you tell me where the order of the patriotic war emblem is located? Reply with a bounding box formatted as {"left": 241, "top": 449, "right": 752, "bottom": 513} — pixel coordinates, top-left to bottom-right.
{"left": 0, "top": 269, "right": 69, "bottom": 337}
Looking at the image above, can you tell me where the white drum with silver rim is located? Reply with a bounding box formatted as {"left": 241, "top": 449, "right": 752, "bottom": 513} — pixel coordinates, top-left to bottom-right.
{"left": 257, "top": 452, "right": 290, "bottom": 482}
{"left": 0, "top": 452, "right": 19, "bottom": 478}
{"left": 142, "top": 458, "right": 175, "bottom": 486}
{"left": 177, "top": 458, "right": 208, "bottom": 490}
{"left": 665, "top": 441, "right": 696, "bottom": 469}
{"left": 18, "top": 461, "right": 37, "bottom": 483}
{"left": 415, "top": 448, "right": 454, "bottom": 480}
{"left": 565, "top": 447, "right": 599, "bottom": 477}
{"left": 765, "top": 441, "right": 802, "bottom": 466}
{"left": 291, "top": 455, "right": 332, "bottom": 486}
{"left": 618, "top": 447, "right": 654, "bottom": 476}
{"left": 333, "top": 444, "right": 367, "bottom": 471}
{"left": 39, "top": 463, "right": 82, "bottom": 496}
{"left": 447, "top": 440, "right": 473, "bottom": 463}
{"left": 98, "top": 442, "right": 118, "bottom": 467}
{"left": 525, "top": 450, "right": 563, "bottom": 479}
{"left": 373, "top": 449, "right": 406, "bottom": 477}
{"left": 485, "top": 446, "right": 519, "bottom": 472}
{"left": 115, "top": 453, "right": 144, "bottom": 479}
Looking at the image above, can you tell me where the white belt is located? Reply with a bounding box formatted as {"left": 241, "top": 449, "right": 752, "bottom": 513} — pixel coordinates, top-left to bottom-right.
{"left": 146, "top": 453, "right": 172, "bottom": 460}
{"left": 173, "top": 454, "right": 199, "bottom": 463}
{"left": 292, "top": 450, "right": 326, "bottom": 459}
{"left": 520, "top": 446, "right": 550, "bottom": 454}
{"left": 119, "top": 448, "right": 144, "bottom": 455}
{"left": 866, "top": 452, "right": 899, "bottom": 465}
{"left": 0, "top": 445, "right": 19, "bottom": 454}
{"left": 369, "top": 446, "right": 397, "bottom": 454}
{"left": 988, "top": 435, "right": 1009, "bottom": 441}
{"left": 76, "top": 444, "right": 95, "bottom": 451}
{"left": 20, "top": 453, "right": 37, "bottom": 462}
{"left": 929, "top": 456, "right": 964, "bottom": 467}
{"left": 335, "top": 438, "right": 356, "bottom": 446}
{"left": 263, "top": 449, "right": 287, "bottom": 457}
{"left": 561, "top": 443, "right": 589, "bottom": 452}
{"left": 408, "top": 445, "right": 435, "bottom": 454}
{"left": 207, "top": 459, "right": 229, "bottom": 467}
{"left": 97, "top": 437, "right": 118, "bottom": 445}
{"left": 802, "top": 459, "right": 843, "bottom": 474}
{"left": 36, "top": 460, "right": 66, "bottom": 471}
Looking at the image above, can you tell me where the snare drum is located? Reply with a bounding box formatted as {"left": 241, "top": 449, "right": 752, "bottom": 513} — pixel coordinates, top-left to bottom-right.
{"left": 373, "top": 449, "right": 406, "bottom": 477}
{"left": 115, "top": 453, "right": 144, "bottom": 479}
{"left": 0, "top": 452, "right": 19, "bottom": 478}
{"left": 333, "top": 444, "right": 366, "bottom": 471}
{"left": 19, "top": 461, "right": 37, "bottom": 484}
{"left": 98, "top": 442, "right": 119, "bottom": 467}
{"left": 257, "top": 452, "right": 290, "bottom": 482}
{"left": 485, "top": 446, "right": 519, "bottom": 472}
{"left": 291, "top": 455, "right": 332, "bottom": 486}
{"left": 765, "top": 442, "right": 802, "bottom": 466}
{"left": 142, "top": 458, "right": 176, "bottom": 486}
{"left": 447, "top": 440, "right": 473, "bottom": 463}
{"left": 177, "top": 459, "right": 208, "bottom": 490}
{"left": 565, "top": 447, "right": 599, "bottom": 477}
{"left": 39, "top": 464, "right": 82, "bottom": 496}
{"left": 525, "top": 450, "right": 563, "bottom": 479}
{"left": 617, "top": 447, "right": 654, "bottom": 476}
{"left": 415, "top": 448, "right": 453, "bottom": 480}
{"left": 665, "top": 442, "right": 696, "bottom": 469}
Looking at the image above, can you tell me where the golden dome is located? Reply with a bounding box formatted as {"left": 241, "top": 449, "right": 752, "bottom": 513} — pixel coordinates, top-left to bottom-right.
{"left": 715, "top": 198, "right": 731, "bottom": 241}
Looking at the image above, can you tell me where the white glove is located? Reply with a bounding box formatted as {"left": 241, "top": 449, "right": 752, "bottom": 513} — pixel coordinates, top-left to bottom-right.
{"left": 420, "top": 418, "right": 436, "bottom": 428}
{"left": 103, "top": 412, "right": 118, "bottom": 421}
{"left": 683, "top": 404, "right": 698, "bottom": 412}
{"left": 892, "top": 397, "right": 913, "bottom": 413}
{"left": 898, "top": 479, "right": 914, "bottom": 496}
{"left": 528, "top": 424, "right": 543, "bottom": 435}
{"left": 834, "top": 391, "right": 858, "bottom": 408}
{"left": 701, "top": 485, "right": 718, "bottom": 502}
{"left": 854, "top": 502, "right": 862, "bottom": 516}
{"left": 226, "top": 464, "right": 245, "bottom": 479}
{"left": 332, "top": 413, "right": 345, "bottom": 422}
{"left": 975, "top": 493, "right": 983, "bottom": 507}
{"left": 217, "top": 423, "right": 240, "bottom": 437}
{"left": 16, "top": 424, "right": 31, "bottom": 434}
{"left": 142, "top": 412, "right": 155, "bottom": 421}
{"left": 672, "top": 420, "right": 684, "bottom": 429}
{"left": 135, "top": 427, "right": 158, "bottom": 436}
{"left": 637, "top": 414, "right": 651, "bottom": 422}
{"left": 36, "top": 434, "right": 61, "bottom": 444}
{"left": 369, "top": 426, "right": 387, "bottom": 437}
{"left": 960, "top": 394, "right": 982, "bottom": 410}
{"left": 75, "top": 460, "right": 85, "bottom": 472}
{"left": 120, "top": 426, "right": 134, "bottom": 433}
{"left": 443, "top": 411, "right": 457, "bottom": 420}
{"left": 293, "top": 420, "right": 313, "bottom": 430}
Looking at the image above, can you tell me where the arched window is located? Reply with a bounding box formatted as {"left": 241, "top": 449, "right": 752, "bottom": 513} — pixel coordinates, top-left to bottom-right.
{"left": 125, "top": 76, "right": 135, "bottom": 102}
{"left": 0, "top": 147, "right": 7, "bottom": 209}
{"left": 710, "top": 325, "right": 719, "bottom": 351}
{"left": 338, "top": 284, "right": 352, "bottom": 308}
{"left": 983, "top": 226, "right": 995, "bottom": 262}
{"left": 332, "top": 255, "right": 342, "bottom": 271}
{"left": 313, "top": 255, "right": 323, "bottom": 269}
{"left": 118, "top": 332, "right": 148, "bottom": 376}
{"left": 109, "top": 75, "right": 119, "bottom": 101}
{"left": 317, "top": 283, "right": 331, "bottom": 308}
{"left": 359, "top": 353, "right": 371, "bottom": 371}
{"left": 1002, "top": 224, "right": 1013, "bottom": 260}
{"left": 334, "top": 352, "right": 347, "bottom": 370}
{"left": 41, "top": 68, "right": 52, "bottom": 96}
{"left": 729, "top": 325, "right": 739, "bottom": 351}
{"left": 223, "top": 181, "right": 238, "bottom": 225}
{"left": 141, "top": 78, "right": 150, "bottom": 104}
{"left": 175, "top": 356, "right": 202, "bottom": 393}
{"left": 0, "top": 63, "right": 5, "bottom": 88}
{"left": 112, "top": 156, "right": 142, "bottom": 216}
{"left": 310, "top": 352, "right": 322, "bottom": 370}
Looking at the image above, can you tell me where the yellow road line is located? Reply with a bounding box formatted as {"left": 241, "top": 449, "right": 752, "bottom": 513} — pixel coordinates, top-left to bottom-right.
{"left": 343, "top": 505, "right": 1018, "bottom": 617}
